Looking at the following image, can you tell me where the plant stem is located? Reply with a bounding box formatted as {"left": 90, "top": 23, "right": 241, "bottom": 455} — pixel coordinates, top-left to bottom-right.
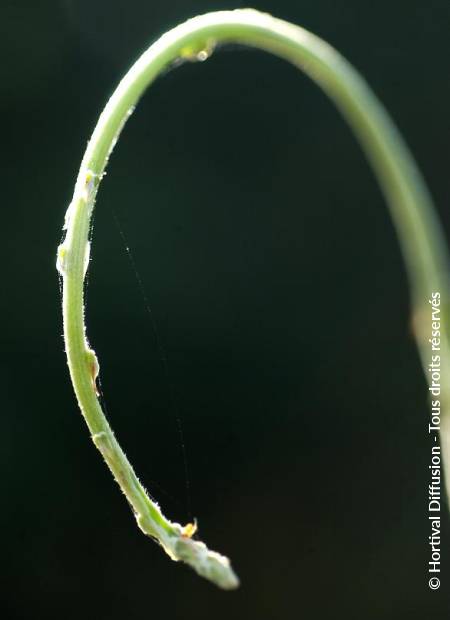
{"left": 59, "top": 9, "right": 450, "bottom": 589}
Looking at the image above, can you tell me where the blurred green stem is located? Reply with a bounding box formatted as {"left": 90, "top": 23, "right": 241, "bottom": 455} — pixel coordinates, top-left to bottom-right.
{"left": 58, "top": 9, "right": 450, "bottom": 589}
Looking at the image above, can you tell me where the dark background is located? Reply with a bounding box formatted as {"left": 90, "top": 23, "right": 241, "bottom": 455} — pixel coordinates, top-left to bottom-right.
{"left": 2, "top": 0, "right": 450, "bottom": 618}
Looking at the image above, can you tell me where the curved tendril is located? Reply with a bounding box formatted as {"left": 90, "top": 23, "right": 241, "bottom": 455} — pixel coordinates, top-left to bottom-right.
{"left": 58, "top": 9, "right": 450, "bottom": 589}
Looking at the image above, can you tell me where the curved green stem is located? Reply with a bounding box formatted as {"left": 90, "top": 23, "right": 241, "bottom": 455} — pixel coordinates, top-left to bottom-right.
{"left": 58, "top": 9, "right": 450, "bottom": 589}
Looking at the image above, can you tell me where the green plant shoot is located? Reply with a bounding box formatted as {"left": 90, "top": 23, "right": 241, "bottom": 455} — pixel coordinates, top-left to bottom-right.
{"left": 58, "top": 10, "right": 450, "bottom": 589}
